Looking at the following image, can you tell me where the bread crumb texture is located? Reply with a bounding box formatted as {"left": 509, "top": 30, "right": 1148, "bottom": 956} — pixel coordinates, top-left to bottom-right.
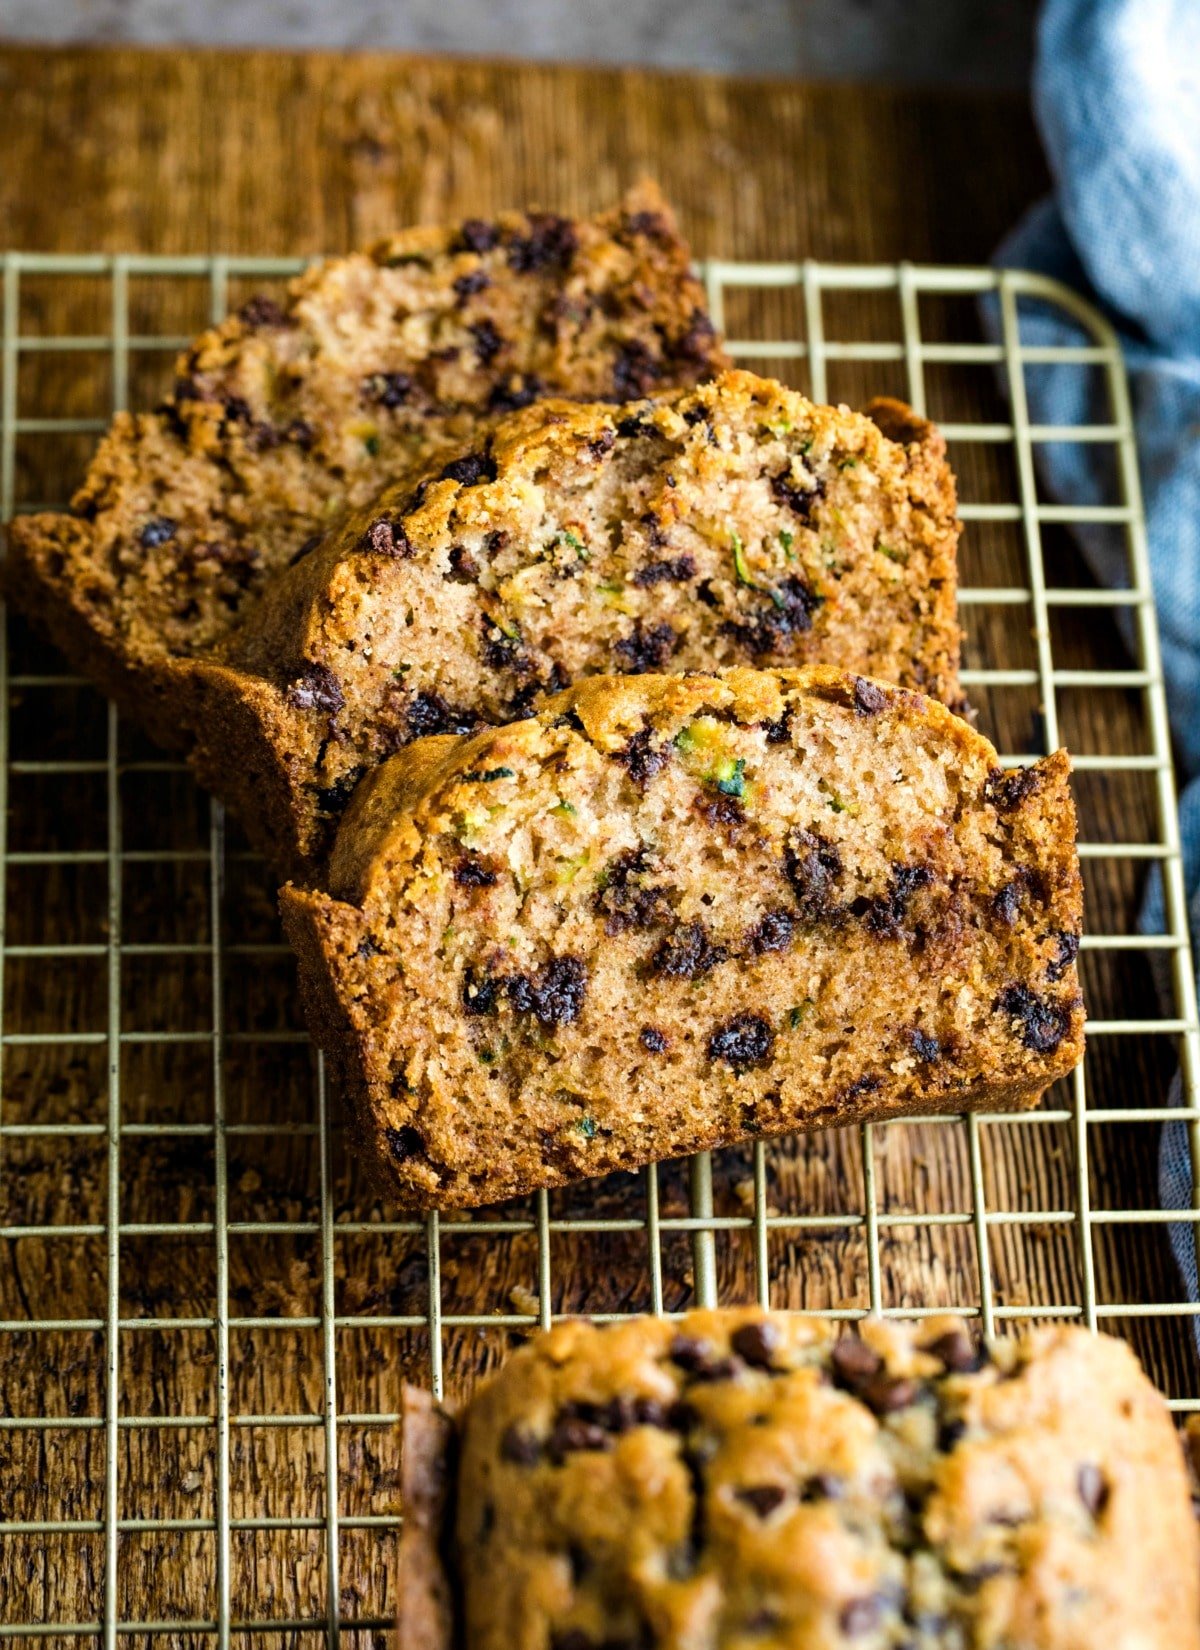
{"left": 280, "top": 667, "right": 1084, "bottom": 1210}
{"left": 183, "top": 370, "right": 961, "bottom": 879}
{"left": 4, "top": 184, "right": 725, "bottom": 745}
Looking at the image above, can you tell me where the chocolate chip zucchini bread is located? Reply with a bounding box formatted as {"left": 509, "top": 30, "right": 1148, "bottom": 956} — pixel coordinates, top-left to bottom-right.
{"left": 398, "top": 1311, "right": 1198, "bottom": 1649}
{"left": 4, "top": 184, "right": 725, "bottom": 747}
{"left": 183, "top": 371, "right": 961, "bottom": 880}
{"left": 280, "top": 668, "right": 1083, "bottom": 1210}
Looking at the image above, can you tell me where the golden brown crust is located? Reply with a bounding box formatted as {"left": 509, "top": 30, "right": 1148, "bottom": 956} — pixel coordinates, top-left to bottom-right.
{"left": 4, "top": 183, "right": 725, "bottom": 748}
{"left": 446, "top": 1312, "right": 1199, "bottom": 1649}
{"left": 182, "top": 370, "right": 962, "bottom": 879}
{"left": 281, "top": 667, "right": 1083, "bottom": 1212}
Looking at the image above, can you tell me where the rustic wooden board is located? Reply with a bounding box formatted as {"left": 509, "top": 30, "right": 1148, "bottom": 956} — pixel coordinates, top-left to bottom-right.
{"left": 0, "top": 45, "right": 1193, "bottom": 1645}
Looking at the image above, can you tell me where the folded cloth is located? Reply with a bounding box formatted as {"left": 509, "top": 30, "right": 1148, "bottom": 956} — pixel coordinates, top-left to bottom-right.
{"left": 988, "top": 0, "right": 1200, "bottom": 1292}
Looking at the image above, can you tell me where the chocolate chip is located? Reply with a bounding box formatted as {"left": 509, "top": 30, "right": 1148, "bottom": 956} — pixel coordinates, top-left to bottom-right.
{"left": 548, "top": 1415, "right": 611, "bottom": 1462}
{"left": 359, "top": 517, "right": 411, "bottom": 557}
{"left": 696, "top": 791, "right": 745, "bottom": 832}
{"left": 488, "top": 373, "right": 543, "bottom": 413}
{"left": 285, "top": 663, "right": 344, "bottom": 715}
{"left": 707, "top": 1015, "right": 774, "bottom": 1073}
{"left": 924, "top": 1327, "right": 980, "bottom": 1373}
{"left": 862, "top": 1375, "right": 919, "bottom": 1414}
{"left": 842, "top": 1074, "right": 883, "bottom": 1102}
{"left": 365, "top": 370, "right": 414, "bottom": 408}
{"left": 784, "top": 830, "right": 843, "bottom": 922}
{"left": 616, "top": 413, "right": 652, "bottom": 439}
{"left": 612, "top": 726, "right": 673, "bottom": 788}
{"left": 138, "top": 516, "right": 177, "bottom": 549}
{"left": 852, "top": 676, "right": 887, "bottom": 715}
{"left": 508, "top": 955, "right": 588, "bottom": 1028}
{"left": 615, "top": 1395, "right": 671, "bottom": 1431}
{"left": 623, "top": 208, "right": 671, "bottom": 240}
{"left": 454, "top": 852, "right": 499, "bottom": 888}
{"left": 445, "top": 543, "right": 480, "bottom": 584}
{"left": 631, "top": 555, "right": 697, "bottom": 588}
{"left": 761, "top": 710, "right": 793, "bottom": 745}
{"left": 470, "top": 318, "right": 504, "bottom": 363}
{"left": 614, "top": 620, "right": 679, "bottom": 674}
{"left": 995, "top": 984, "right": 1071, "bottom": 1054}
{"left": 730, "top": 1320, "right": 781, "bottom": 1369}
{"left": 455, "top": 219, "right": 499, "bottom": 254}
{"left": 315, "top": 768, "right": 363, "bottom": 817}
{"left": 384, "top": 1125, "right": 425, "bottom": 1163}
{"left": 440, "top": 450, "right": 498, "bottom": 487}
{"left": 222, "top": 396, "right": 254, "bottom": 429}
{"left": 745, "top": 908, "right": 795, "bottom": 956}
{"left": 771, "top": 469, "right": 825, "bottom": 524}
{"left": 482, "top": 619, "right": 530, "bottom": 674}
{"left": 406, "top": 691, "right": 478, "bottom": 740}
{"left": 720, "top": 576, "right": 822, "bottom": 657}
{"left": 285, "top": 419, "right": 315, "bottom": 450}
{"left": 831, "top": 1337, "right": 882, "bottom": 1387}
{"left": 462, "top": 967, "right": 503, "bottom": 1018}
{"left": 668, "top": 1335, "right": 737, "bottom": 1382}
{"left": 860, "top": 864, "right": 933, "bottom": 939}
{"left": 991, "top": 879, "right": 1024, "bottom": 926}
{"left": 1077, "top": 1463, "right": 1110, "bottom": 1517}
{"left": 984, "top": 765, "right": 1041, "bottom": 811}
{"left": 910, "top": 1029, "right": 942, "bottom": 1063}
{"left": 453, "top": 269, "right": 490, "bottom": 302}
{"left": 735, "top": 1483, "right": 786, "bottom": 1517}
{"left": 507, "top": 213, "right": 577, "bottom": 273}
{"left": 1047, "top": 931, "right": 1080, "bottom": 982}
{"left": 640, "top": 1027, "right": 668, "bottom": 1053}
{"left": 651, "top": 921, "right": 729, "bottom": 982}
{"left": 668, "top": 1334, "right": 712, "bottom": 1372}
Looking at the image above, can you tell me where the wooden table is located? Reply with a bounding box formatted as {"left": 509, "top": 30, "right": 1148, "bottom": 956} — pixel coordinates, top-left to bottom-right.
{"left": 0, "top": 46, "right": 1191, "bottom": 1644}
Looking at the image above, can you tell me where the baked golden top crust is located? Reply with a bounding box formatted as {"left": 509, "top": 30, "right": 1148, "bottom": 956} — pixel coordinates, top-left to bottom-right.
{"left": 444, "top": 1312, "right": 1198, "bottom": 1650}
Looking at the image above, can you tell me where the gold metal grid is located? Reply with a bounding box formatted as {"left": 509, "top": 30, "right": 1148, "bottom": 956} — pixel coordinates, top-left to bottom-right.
{"left": 0, "top": 253, "right": 1196, "bottom": 1643}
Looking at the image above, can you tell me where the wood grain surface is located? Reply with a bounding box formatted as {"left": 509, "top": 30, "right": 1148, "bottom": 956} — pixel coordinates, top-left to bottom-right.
{"left": 0, "top": 45, "right": 1193, "bottom": 1645}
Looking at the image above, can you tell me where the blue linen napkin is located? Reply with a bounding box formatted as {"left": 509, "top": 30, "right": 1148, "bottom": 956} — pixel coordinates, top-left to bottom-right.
{"left": 988, "top": 0, "right": 1200, "bottom": 1294}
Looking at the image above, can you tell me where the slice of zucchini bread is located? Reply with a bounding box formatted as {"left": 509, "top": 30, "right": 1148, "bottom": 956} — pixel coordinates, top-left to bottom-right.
{"left": 396, "top": 1313, "right": 1199, "bottom": 1650}
{"left": 183, "top": 372, "right": 961, "bottom": 880}
{"left": 3, "top": 184, "right": 725, "bottom": 747}
{"left": 280, "top": 668, "right": 1083, "bottom": 1211}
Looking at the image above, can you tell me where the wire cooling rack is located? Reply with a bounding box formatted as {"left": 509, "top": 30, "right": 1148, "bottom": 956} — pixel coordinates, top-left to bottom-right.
{"left": 0, "top": 254, "right": 1198, "bottom": 1644}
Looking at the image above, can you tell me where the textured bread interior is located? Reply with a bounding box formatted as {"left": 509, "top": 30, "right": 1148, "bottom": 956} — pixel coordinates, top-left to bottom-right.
{"left": 281, "top": 668, "right": 1083, "bottom": 1210}
{"left": 184, "top": 371, "right": 961, "bottom": 879}
{"left": 3, "top": 183, "right": 725, "bottom": 741}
